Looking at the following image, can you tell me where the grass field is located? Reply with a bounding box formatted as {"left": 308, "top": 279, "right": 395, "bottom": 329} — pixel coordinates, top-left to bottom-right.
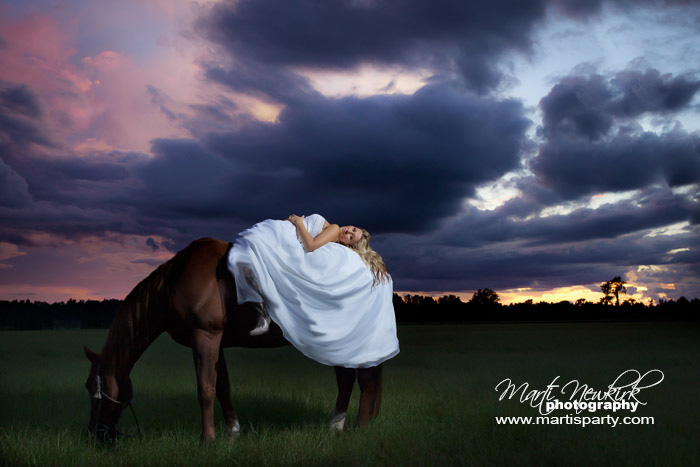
{"left": 1, "top": 322, "right": 698, "bottom": 466}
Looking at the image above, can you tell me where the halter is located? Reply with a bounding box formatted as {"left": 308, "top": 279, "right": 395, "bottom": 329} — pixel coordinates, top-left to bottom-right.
{"left": 89, "top": 363, "right": 141, "bottom": 445}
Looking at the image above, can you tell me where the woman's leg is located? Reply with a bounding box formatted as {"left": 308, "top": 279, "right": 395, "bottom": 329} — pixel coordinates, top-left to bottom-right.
{"left": 331, "top": 366, "right": 356, "bottom": 430}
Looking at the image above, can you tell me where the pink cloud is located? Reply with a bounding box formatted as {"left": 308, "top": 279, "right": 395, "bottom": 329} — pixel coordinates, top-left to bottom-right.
{"left": 0, "top": 14, "right": 91, "bottom": 141}
{"left": 0, "top": 10, "right": 211, "bottom": 155}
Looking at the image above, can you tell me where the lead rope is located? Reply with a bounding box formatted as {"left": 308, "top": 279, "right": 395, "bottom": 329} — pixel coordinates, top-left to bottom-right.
{"left": 127, "top": 401, "right": 142, "bottom": 435}
{"left": 103, "top": 394, "right": 142, "bottom": 436}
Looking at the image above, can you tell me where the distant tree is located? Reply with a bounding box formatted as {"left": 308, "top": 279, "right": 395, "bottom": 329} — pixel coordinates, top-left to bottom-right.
{"left": 404, "top": 294, "right": 437, "bottom": 308}
{"left": 600, "top": 282, "right": 613, "bottom": 305}
{"left": 574, "top": 298, "right": 588, "bottom": 306}
{"left": 403, "top": 294, "right": 419, "bottom": 307}
{"left": 600, "top": 276, "right": 627, "bottom": 307}
{"left": 622, "top": 297, "right": 637, "bottom": 307}
{"left": 392, "top": 293, "right": 405, "bottom": 308}
{"left": 469, "top": 288, "right": 500, "bottom": 306}
{"left": 438, "top": 294, "right": 463, "bottom": 306}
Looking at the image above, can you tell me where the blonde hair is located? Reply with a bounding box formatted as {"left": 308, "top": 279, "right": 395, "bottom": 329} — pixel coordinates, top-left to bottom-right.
{"left": 348, "top": 229, "right": 390, "bottom": 285}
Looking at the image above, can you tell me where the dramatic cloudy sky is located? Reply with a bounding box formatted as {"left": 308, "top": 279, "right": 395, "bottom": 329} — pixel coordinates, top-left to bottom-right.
{"left": 1, "top": 0, "right": 698, "bottom": 304}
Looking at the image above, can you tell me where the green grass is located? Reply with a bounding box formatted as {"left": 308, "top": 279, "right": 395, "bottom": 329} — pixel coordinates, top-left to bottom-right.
{"left": 1, "top": 322, "right": 698, "bottom": 466}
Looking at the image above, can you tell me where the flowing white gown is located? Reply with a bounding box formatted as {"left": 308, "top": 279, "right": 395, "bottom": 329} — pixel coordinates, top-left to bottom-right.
{"left": 227, "top": 214, "right": 400, "bottom": 368}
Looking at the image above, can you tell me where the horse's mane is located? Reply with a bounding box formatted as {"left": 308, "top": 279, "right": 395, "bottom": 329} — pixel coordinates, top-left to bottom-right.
{"left": 105, "top": 238, "right": 218, "bottom": 372}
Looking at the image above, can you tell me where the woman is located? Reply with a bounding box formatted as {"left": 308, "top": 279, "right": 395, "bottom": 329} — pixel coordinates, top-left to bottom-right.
{"left": 286, "top": 213, "right": 389, "bottom": 281}
{"left": 227, "top": 213, "right": 399, "bottom": 368}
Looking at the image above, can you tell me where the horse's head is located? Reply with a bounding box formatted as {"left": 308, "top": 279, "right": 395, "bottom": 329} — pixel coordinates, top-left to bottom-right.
{"left": 83, "top": 346, "right": 132, "bottom": 445}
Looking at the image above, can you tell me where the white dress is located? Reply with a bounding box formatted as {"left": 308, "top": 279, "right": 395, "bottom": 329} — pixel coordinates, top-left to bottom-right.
{"left": 227, "top": 214, "right": 400, "bottom": 368}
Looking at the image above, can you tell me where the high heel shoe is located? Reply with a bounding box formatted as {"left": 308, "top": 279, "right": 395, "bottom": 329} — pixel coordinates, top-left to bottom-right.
{"left": 249, "top": 302, "right": 271, "bottom": 336}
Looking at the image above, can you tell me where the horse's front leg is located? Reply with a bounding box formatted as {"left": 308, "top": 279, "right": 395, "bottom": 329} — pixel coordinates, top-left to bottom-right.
{"left": 216, "top": 347, "right": 240, "bottom": 440}
{"left": 331, "top": 366, "right": 356, "bottom": 430}
{"left": 192, "top": 328, "right": 223, "bottom": 442}
{"left": 356, "top": 364, "right": 383, "bottom": 427}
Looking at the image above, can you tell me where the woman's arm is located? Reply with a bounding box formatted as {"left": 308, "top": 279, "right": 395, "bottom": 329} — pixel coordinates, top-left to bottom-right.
{"left": 288, "top": 215, "right": 340, "bottom": 252}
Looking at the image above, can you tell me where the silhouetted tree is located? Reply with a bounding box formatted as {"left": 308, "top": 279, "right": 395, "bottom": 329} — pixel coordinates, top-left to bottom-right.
{"left": 601, "top": 276, "right": 627, "bottom": 306}
{"left": 469, "top": 288, "right": 500, "bottom": 306}
{"left": 438, "top": 294, "right": 463, "bottom": 306}
{"left": 600, "top": 282, "right": 613, "bottom": 305}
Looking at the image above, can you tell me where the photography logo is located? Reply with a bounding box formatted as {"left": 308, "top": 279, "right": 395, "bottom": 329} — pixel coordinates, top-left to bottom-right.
{"left": 493, "top": 369, "right": 664, "bottom": 427}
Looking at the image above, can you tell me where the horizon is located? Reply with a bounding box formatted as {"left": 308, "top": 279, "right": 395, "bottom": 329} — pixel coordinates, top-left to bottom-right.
{"left": 3, "top": 287, "right": 697, "bottom": 307}
{"left": 1, "top": 1, "right": 699, "bottom": 304}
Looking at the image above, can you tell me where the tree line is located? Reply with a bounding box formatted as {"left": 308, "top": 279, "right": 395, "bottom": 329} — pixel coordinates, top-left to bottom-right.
{"left": 0, "top": 283, "right": 696, "bottom": 331}
{"left": 393, "top": 276, "right": 697, "bottom": 323}
{"left": 393, "top": 290, "right": 697, "bottom": 324}
{"left": 0, "top": 298, "right": 119, "bottom": 330}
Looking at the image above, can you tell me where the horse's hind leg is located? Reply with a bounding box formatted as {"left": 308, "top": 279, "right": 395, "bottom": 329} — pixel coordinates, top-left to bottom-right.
{"left": 192, "top": 328, "right": 223, "bottom": 442}
{"left": 331, "top": 366, "right": 356, "bottom": 430}
{"left": 216, "top": 348, "right": 240, "bottom": 439}
{"left": 357, "top": 364, "right": 383, "bottom": 427}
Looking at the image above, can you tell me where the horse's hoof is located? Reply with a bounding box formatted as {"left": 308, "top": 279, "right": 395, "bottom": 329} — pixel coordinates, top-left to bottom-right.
{"left": 330, "top": 410, "right": 346, "bottom": 431}
{"left": 230, "top": 418, "right": 241, "bottom": 441}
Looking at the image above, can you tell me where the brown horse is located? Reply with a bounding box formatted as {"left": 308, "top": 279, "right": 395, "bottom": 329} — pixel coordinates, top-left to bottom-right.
{"left": 83, "top": 237, "right": 383, "bottom": 443}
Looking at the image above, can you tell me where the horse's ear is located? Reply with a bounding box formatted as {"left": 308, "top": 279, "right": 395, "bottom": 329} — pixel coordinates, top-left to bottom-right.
{"left": 84, "top": 346, "right": 100, "bottom": 364}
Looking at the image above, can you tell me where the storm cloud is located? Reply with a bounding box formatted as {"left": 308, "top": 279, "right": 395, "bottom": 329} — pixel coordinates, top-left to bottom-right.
{"left": 435, "top": 185, "right": 696, "bottom": 248}
{"left": 532, "top": 69, "right": 700, "bottom": 199}
{"left": 197, "top": 0, "right": 548, "bottom": 95}
{"left": 0, "top": 78, "right": 532, "bottom": 241}
{"left": 539, "top": 70, "right": 700, "bottom": 141}
{"left": 196, "top": 0, "right": 698, "bottom": 100}
{"left": 194, "top": 84, "right": 532, "bottom": 231}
